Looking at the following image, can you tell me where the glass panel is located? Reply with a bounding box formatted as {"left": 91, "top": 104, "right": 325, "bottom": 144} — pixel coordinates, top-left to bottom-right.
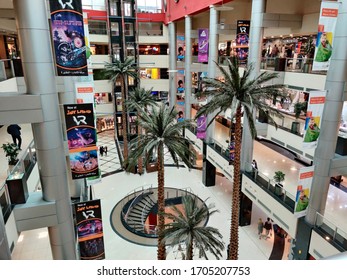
{"left": 109, "top": 0, "right": 118, "bottom": 16}
{"left": 111, "top": 22, "right": 119, "bottom": 36}
{"left": 124, "top": 23, "right": 134, "bottom": 36}
{"left": 112, "top": 44, "right": 120, "bottom": 61}
{"left": 124, "top": 2, "right": 132, "bottom": 17}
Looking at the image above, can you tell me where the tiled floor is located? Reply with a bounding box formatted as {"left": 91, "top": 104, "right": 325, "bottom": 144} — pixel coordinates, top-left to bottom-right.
{"left": 1, "top": 122, "right": 346, "bottom": 260}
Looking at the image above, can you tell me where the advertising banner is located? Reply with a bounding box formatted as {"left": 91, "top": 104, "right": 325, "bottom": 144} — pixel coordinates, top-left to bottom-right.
{"left": 177, "top": 35, "right": 185, "bottom": 61}
{"left": 294, "top": 166, "right": 314, "bottom": 217}
{"left": 198, "top": 28, "right": 209, "bottom": 63}
{"left": 49, "top": 0, "right": 88, "bottom": 76}
{"left": 196, "top": 115, "right": 207, "bottom": 139}
{"left": 236, "top": 20, "right": 250, "bottom": 65}
{"left": 303, "top": 91, "right": 326, "bottom": 149}
{"left": 64, "top": 103, "right": 99, "bottom": 179}
{"left": 74, "top": 199, "right": 105, "bottom": 260}
{"left": 312, "top": 1, "right": 339, "bottom": 71}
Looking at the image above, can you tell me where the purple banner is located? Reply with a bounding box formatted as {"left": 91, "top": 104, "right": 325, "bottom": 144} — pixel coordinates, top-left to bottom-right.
{"left": 198, "top": 28, "right": 209, "bottom": 63}
{"left": 196, "top": 115, "right": 207, "bottom": 139}
{"left": 49, "top": 0, "right": 88, "bottom": 76}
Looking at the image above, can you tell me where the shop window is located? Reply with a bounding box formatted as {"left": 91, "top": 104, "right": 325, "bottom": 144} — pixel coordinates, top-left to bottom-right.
{"left": 109, "top": 0, "right": 119, "bottom": 16}
{"left": 112, "top": 43, "right": 121, "bottom": 61}
{"left": 124, "top": 1, "right": 132, "bottom": 17}
{"left": 124, "top": 22, "right": 134, "bottom": 36}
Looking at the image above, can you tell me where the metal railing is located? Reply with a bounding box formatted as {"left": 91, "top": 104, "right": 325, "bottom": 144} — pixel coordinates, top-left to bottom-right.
{"left": 0, "top": 59, "right": 15, "bottom": 82}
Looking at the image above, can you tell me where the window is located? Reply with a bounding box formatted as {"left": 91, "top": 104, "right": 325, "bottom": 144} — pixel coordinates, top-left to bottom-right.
{"left": 109, "top": 0, "right": 118, "bottom": 16}
{"left": 124, "top": 1, "right": 132, "bottom": 17}
{"left": 112, "top": 43, "right": 120, "bottom": 61}
{"left": 111, "top": 22, "right": 119, "bottom": 36}
{"left": 88, "top": 21, "right": 107, "bottom": 35}
{"left": 124, "top": 22, "right": 134, "bottom": 36}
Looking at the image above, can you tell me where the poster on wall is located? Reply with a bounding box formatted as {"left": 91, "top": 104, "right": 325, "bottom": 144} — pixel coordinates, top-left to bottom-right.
{"left": 177, "top": 69, "right": 185, "bottom": 95}
{"left": 196, "top": 115, "right": 207, "bottom": 139}
{"left": 294, "top": 166, "right": 314, "bottom": 217}
{"left": 312, "top": 1, "right": 339, "bottom": 71}
{"left": 74, "top": 199, "right": 105, "bottom": 260}
{"left": 49, "top": 0, "right": 88, "bottom": 76}
{"left": 302, "top": 91, "right": 326, "bottom": 149}
{"left": 198, "top": 28, "right": 209, "bottom": 63}
{"left": 64, "top": 103, "right": 100, "bottom": 179}
{"left": 236, "top": 20, "right": 250, "bottom": 65}
{"left": 177, "top": 35, "right": 185, "bottom": 61}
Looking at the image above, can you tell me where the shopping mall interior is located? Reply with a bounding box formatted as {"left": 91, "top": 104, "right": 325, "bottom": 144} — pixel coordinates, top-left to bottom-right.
{"left": 0, "top": 0, "right": 347, "bottom": 260}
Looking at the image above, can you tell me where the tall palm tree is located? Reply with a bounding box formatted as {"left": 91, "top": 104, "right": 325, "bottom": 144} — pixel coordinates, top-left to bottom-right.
{"left": 162, "top": 195, "right": 225, "bottom": 260}
{"left": 102, "top": 57, "right": 138, "bottom": 162}
{"left": 195, "top": 57, "right": 286, "bottom": 260}
{"left": 125, "top": 104, "right": 196, "bottom": 260}
{"left": 125, "top": 87, "right": 158, "bottom": 175}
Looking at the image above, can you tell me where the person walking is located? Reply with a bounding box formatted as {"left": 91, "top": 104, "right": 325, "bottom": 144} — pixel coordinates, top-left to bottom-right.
{"left": 257, "top": 218, "right": 264, "bottom": 239}
{"left": 264, "top": 217, "right": 273, "bottom": 240}
{"left": 104, "top": 146, "right": 108, "bottom": 156}
{"left": 100, "top": 146, "right": 104, "bottom": 156}
{"left": 7, "top": 124, "right": 22, "bottom": 150}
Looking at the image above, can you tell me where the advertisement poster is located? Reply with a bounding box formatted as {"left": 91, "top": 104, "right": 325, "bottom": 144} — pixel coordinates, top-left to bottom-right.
{"left": 64, "top": 103, "right": 100, "bottom": 179}
{"left": 236, "top": 20, "right": 250, "bottom": 65}
{"left": 294, "top": 166, "right": 314, "bottom": 217}
{"left": 74, "top": 199, "right": 105, "bottom": 260}
{"left": 312, "top": 1, "right": 339, "bottom": 71}
{"left": 303, "top": 91, "right": 326, "bottom": 149}
{"left": 196, "top": 115, "right": 207, "bottom": 139}
{"left": 177, "top": 69, "right": 185, "bottom": 95}
{"left": 198, "top": 28, "right": 209, "bottom": 63}
{"left": 177, "top": 35, "right": 185, "bottom": 61}
{"left": 49, "top": 0, "right": 88, "bottom": 76}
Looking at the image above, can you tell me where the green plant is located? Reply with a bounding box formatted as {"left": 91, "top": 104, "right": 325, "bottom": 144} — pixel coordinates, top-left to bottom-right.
{"left": 273, "top": 171, "right": 285, "bottom": 185}
{"left": 294, "top": 101, "right": 307, "bottom": 119}
{"left": 2, "top": 142, "right": 19, "bottom": 165}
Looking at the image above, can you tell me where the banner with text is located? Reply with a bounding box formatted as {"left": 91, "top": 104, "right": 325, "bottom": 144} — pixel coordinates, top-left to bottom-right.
{"left": 303, "top": 91, "right": 326, "bottom": 149}
{"left": 312, "top": 1, "right": 339, "bottom": 71}
{"left": 294, "top": 166, "right": 314, "bottom": 217}
{"left": 74, "top": 199, "right": 105, "bottom": 260}
{"left": 49, "top": 0, "right": 88, "bottom": 76}
{"left": 196, "top": 115, "right": 207, "bottom": 139}
{"left": 236, "top": 20, "right": 250, "bottom": 65}
{"left": 64, "top": 103, "right": 99, "bottom": 179}
{"left": 198, "top": 28, "right": 209, "bottom": 63}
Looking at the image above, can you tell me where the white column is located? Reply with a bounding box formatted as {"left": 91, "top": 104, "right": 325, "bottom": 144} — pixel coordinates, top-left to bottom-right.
{"left": 169, "top": 22, "right": 177, "bottom": 109}
{"left": 13, "top": 0, "right": 77, "bottom": 259}
{"left": 306, "top": 0, "right": 347, "bottom": 224}
{"left": 184, "top": 15, "right": 192, "bottom": 120}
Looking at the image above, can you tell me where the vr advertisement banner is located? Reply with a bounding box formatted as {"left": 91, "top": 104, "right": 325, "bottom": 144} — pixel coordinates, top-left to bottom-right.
{"left": 236, "top": 20, "right": 250, "bottom": 65}
{"left": 312, "top": 1, "right": 339, "bottom": 71}
{"left": 49, "top": 0, "right": 88, "bottom": 76}
{"left": 294, "top": 166, "right": 314, "bottom": 217}
{"left": 64, "top": 103, "right": 99, "bottom": 180}
{"left": 303, "top": 91, "right": 326, "bottom": 149}
{"left": 198, "top": 28, "right": 209, "bottom": 63}
{"left": 74, "top": 199, "right": 105, "bottom": 260}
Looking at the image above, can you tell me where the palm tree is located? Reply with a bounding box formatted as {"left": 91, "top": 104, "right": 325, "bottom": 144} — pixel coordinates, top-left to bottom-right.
{"left": 125, "top": 87, "right": 158, "bottom": 174}
{"left": 162, "top": 195, "right": 225, "bottom": 260}
{"left": 102, "top": 57, "right": 138, "bottom": 162}
{"left": 125, "top": 104, "right": 196, "bottom": 260}
{"left": 195, "top": 57, "right": 286, "bottom": 260}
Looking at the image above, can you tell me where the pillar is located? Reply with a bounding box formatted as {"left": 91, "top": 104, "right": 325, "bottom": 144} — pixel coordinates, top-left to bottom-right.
{"left": 241, "top": 0, "right": 266, "bottom": 172}
{"left": 168, "top": 22, "right": 177, "bottom": 109}
{"left": 0, "top": 211, "right": 11, "bottom": 259}
{"left": 184, "top": 15, "right": 192, "bottom": 120}
{"left": 13, "top": 0, "right": 77, "bottom": 259}
{"left": 305, "top": 1, "right": 347, "bottom": 224}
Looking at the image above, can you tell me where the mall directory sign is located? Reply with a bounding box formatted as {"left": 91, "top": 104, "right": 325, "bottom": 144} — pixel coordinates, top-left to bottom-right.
{"left": 49, "top": 0, "right": 88, "bottom": 76}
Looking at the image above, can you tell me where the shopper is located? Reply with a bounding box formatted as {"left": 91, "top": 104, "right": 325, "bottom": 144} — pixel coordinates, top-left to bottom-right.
{"left": 100, "top": 146, "right": 104, "bottom": 156}
{"left": 7, "top": 124, "right": 22, "bottom": 150}
{"left": 264, "top": 218, "right": 272, "bottom": 239}
{"left": 258, "top": 218, "right": 264, "bottom": 239}
{"left": 104, "top": 146, "right": 108, "bottom": 156}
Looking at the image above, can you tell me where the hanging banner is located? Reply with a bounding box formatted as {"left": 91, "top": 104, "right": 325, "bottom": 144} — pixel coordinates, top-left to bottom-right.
{"left": 196, "top": 115, "right": 207, "bottom": 139}
{"left": 177, "top": 35, "right": 185, "bottom": 61}
{"left": 74, "top": 199, "right": 105, "bottom": 260}
{"left": 64, "top": 103, "right": 99, "bottom": 179}
{"left": 294, "top": 166, "right": 314, "bottom": 217}
{"left": 198, "top": 28, "right": 209, "bottom": 63}
{"left": 236, "top": 20, "right": 250, "bottom": 65}
{"left": 303, "top": 91, "right": 326, "bottom": 149}
{"left": 312, "top": 1, "right": 339, "bottom": 71}
{"left": 49, "top": 0, "right": 88, "bottom": 76}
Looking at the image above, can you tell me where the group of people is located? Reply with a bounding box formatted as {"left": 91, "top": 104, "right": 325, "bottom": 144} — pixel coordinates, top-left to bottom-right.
{"left": 99, "top": 145, "right": 108, "bottom": 156}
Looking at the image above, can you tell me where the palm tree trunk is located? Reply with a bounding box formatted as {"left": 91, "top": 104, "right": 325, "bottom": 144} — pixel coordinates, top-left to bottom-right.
{"left": 137, "top": 112, "right": 143, "bottom": 174}
{"left": 228, "top": 105, "right": 242, "bottom": 260}
{"left": 157, "top": 142, "right": 166, "bottom": 260}
{"left": 121, "top": 75, "right": 128, "bottom": 161}
{"left": 186, "top": 242, "right": 193, "bottom": 260}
